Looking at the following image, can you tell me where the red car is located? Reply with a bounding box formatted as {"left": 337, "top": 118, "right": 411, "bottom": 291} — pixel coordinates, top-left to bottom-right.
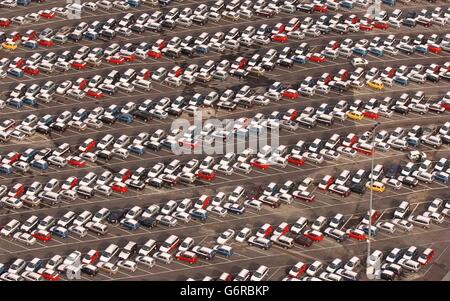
{"left": 107, "top": 55, "right": 125, "bottom": 65}
{"left": 71, "top": 60, "right": 87, "bottom": 70}
{"left": 284, "top": 109, "right": 298, "bottom": 121}
{"left": 153, "top": 39, "right": 167, "bottom": 50}
{"left": 418, "top": 248, "right": 435, "bottom": 265}
{"left": 250, "top": 158, "right": 270, "bottom": 170}
{"left": 281, "top": 89, "right": 299, "bottom": 100}
{"left": 428, "top": 44, "right": 442, "bottom": 54}
{"left": 23, "top": 65, "right": 40, "bottom": 76}
{"left": 441, "top": 101, "right": 450, "bottom": 111}
{"left": 75, "top": 78, "right": 88, "bottom": 90}
{"left": 38, "top": 38, "right": 55, "bottom": 47}
{"left": 271, "top": 33, "right": 288, "bottom": 43}
{"left": 170, "top": 66, "right": 184, "bottom": 77}
{"left": 85, "top": 88, "right": 104, "bottom": 99}
{"left": 373, "top": 21, "right": 389, "bottom": 30}
{"left": 3, "top": 152, "right": 21, "bottom": 164}
{"left": 111, "top": 182, "right": 128, "bottom": 193}
{"left": 62, "top": 176, "right": 78, "bottom": 189}
{"left": 256, "top": 223, "right": 273, "bottom": 238}
{"left": 274, "top": 222, "right": 290, "bottom": 236}
{"left": 11, "top": 57, "right": 25, "bottom": 68}
{"left": 138, "top": 69, "right": 151, "bottom": 80}
{"left": 23, "top": 30, "right": 37, "bottom": 41}
{"left": 287, "top": 155, "right": 304, "bottom": 166}
{"left": 31, "top": 230, "right": 52, "bottom": 242}
{"left": 303, "top": 230, "right": 323, "bottom": 242}
{"left": 68, "top": 156, "right": 86, "bottom": 167}
{"left": 122, "top": 54, "right": 136, "bottom": 62}
{"left": 314, "top": 4, "right": 328, "bottom": 13}
{"left": 233, "top": 57, "right": 248, "bottom": 69}
{"left": 346, "top": 228, "right": 366, "bottom": 241}
{"left": 362, "top": 110, "right": 379, "bottom": 120}
{"left": 8, "top": 31, "right": 21, "bottom": 42}
{"left": 79, "top": 138, "right": 96, "bottom": 152}
{"left": 82, "top": 250, "right": 100, "bottom": 264}
{"left": 288, "top": 262, "right": 308, "bottom": 278}
{"left": 40, "top": 10, "right": 56, "bottom": 19}
{"left": 176, "top": 251, "right": 198, "bottom": 264}
{"left": 318, "top": 175, "right": 334, "bottom": 190}
{"left": 8, "top": 183, "right": 25, "bottom": 198}
{"left": 116, "top": 168, "right": 132, "bottom": 182}
{"left": 307, "top": 53, "right": 326, "bottom": 63}
{"left": 0, "top": 18, "right": 11, "bottom": 27}
{"left": 195, "top": 195, "right": 211, "bottom": 209}
{"left": 196, "top": 169, "right": 216, "bottom": 181}
{"left": 147, "top": 50, "right": 162, "bottom": 59}
{"left": 40, "top": 270, "right": 60, "bottom": 281}
{"left": 359, "top": 22, "right": 373, "bottom": 31}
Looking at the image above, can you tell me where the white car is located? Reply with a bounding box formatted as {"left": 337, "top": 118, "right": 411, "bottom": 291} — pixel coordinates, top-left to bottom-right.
{"left": 216, "top": 229, "right": 235, "bottom": 245}
{"left": 235, "top": 227, "right": 251, "bottom": 242}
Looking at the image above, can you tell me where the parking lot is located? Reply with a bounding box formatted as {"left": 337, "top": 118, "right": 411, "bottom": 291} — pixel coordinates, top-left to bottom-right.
{"left": 0, "top": 0, "right": 449, "bottom": 281}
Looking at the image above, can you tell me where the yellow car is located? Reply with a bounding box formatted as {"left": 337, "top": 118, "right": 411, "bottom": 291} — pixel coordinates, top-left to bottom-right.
{"left": 2, "top": 41, "right": 17, "bottom": 51}
{"left": 365, "top": 181, "right": 385, "bottom": 193}
{"left": 346, "top": 110, "right": 364, "bottom": 121}
{"left": 367, "top": 79, "right": 384, "bottom": 90}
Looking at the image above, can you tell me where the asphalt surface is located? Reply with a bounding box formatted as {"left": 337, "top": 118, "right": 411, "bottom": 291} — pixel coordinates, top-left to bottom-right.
{"left": 0, "top": 0, "right": 449, "bottom": 281}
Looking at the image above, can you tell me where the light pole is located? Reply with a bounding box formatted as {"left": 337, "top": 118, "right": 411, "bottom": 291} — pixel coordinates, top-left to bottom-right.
{"left": 367, "top": 121, "right": 380, "bottom": 268}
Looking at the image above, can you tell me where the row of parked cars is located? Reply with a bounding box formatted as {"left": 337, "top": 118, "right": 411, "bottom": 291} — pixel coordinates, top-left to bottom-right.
{"left": 0, "top": 0, "right": 395, "bottom": 53}
{"left": 1, "top": 190, "right": 445, "bottom": 280}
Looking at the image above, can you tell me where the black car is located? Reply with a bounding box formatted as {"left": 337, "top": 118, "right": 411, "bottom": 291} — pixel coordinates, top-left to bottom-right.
{"left": 127, "top": 179, "right": 145, "bottom": 190}
{"left": 143, "top": 140, "right": 162, "bottom": 151}
{"left": 96, "top": 150, "right": 113, "bottom": 161}
{"left": 50, "top": 122, "right": 67, "bottom": 132}
{"left": 36, "top": 125, "right": 51, "bottom": 135}
{"left": 392, "top": 105, "right": 410, "bottom": 115}
{"left": 217, "top": 101, "right": 237, "bottom": 111}
{"left": 350, "top": 182, "right": 367, "bottom": 194}
{"left": 278, "top": 58, "right": 294, "bottom": 68}
{"left": 294, "top": 235, "right": 313, "bottom": 247}
{"left": 386, "top": 165, "right": 401, "bottom": 179}
{"left": 81, "top": 265, "right": 99, "bottom": 277}
{"left": 162, "top": 19, "right": 176, "bottom": 30}
{"left": 297, "top": 3, "right": 314, "bottom": 14}
{"left": 133, "top": 110, "right": 152, "bottom": 122}
{"left": 99, "top": 114, "right": 117, "bottom": 125}
{"left": 138, "top": 217, "right": 157, "bottom": 228}
{"left": 107, "top": 209, "right": 128, "bottom": 224}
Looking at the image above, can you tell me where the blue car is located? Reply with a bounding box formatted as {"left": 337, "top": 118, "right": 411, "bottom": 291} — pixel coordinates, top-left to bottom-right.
{"left": 127, "top": 0, "right": 141, "bottom": 7}
{"left": 31, "top": 159, "right": 49, "bottom": 170}
{"left": 122, "top": 219, "right": 140, "bottom": 231}
{"left": 6, "top": 98, "right": 23, "bottom": 109}
{"left": 225, "top": 204, "right": 246, "bottom": 215}
{"left": 393, "top": 75, "right": 409, "bottom": 86}
{"left": 0, "top": 164, "right": 13, "bottom": 174}
{"left": 340, "top": 1, "right": 353, "bottom": 9}
{"left": 190, "top": 209, "right": 208, "bottom": 221}
{"left": 352, "top": 46, "right": 368, "bottom": 56}
{"left": 415, "top": 44, "right": 428, "bottom": 54}
{"left": 7, "top": 68, "right": 24, "bottom": 78}
{"left": 127, "top": 144, "right": 145, "bottom": 156}
{"left": 433, "top": 171, "right": 449, "bottom": 184}
{"left": 291, "top": 55, "right": 307, "bottom": 64}
{"left": 27, "top": 258, "right": 44, "bottom": 272}
{"left": 22, "top": 40, "right": 38, "bottom": 49}
{"left": 406, "top": 136, "right": 420, "bottom": 147}
{"left": 21, "top": 149, "right": 38, "bottom": 163}
{"left": 117, "top": 113, "right": 134, "bottom": 123}
{"left": 51, "top": 226, "right": 68, "bottom": 238}
{"left": 23, "top": 96, "right": 38, "bottom": 106}
{"left": 213, "top": 245, "right": 233, "bottom": 257}
{"left": 382, "top": 0, "right": 396, "bottom": 6}
{"left": 195, "top": 45, "right": 209, "bottom": 54}
{"left": 83, "top": 31, "right": 98, "bottom": 40}
{"left": 369, "top": 47, "right": 383, "bottom": 56}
